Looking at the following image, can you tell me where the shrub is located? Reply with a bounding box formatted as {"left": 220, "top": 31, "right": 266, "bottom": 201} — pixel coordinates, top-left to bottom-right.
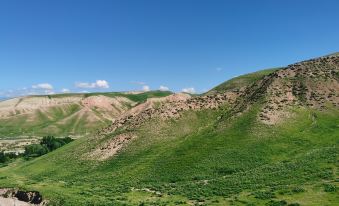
{"left": 253, "top": 191, "right": 276, "bottom": 200}
{"left": 291, "top": 187, "right": 305, "bottom": 193}
{"left": 288, "top": 203, "right": 300, "bottom": 206}
{"left": 41, "top": 136, "right": 73, "bottom": 151}
{"left": 24, "top": 144, "right": 49, "bottom": 157}
{"left": 323, "top": 184, "right": 336, "bottom": 192}
{"left": 24, "top": 136, "right": 73, "bottom": 158}
{"left": 266, "top": 200, "right": 287, "bottom": 206}
{"left": 0, "top": 152, "right": 9, "bottom": 163}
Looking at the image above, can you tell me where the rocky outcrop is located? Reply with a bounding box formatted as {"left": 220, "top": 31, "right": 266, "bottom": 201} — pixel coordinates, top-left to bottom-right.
{"left": 232, "top": 55, "right": 339, "bottom": 124}
{"left": 0, "top": 188, "right": 46, "bottom": 205}
{"left": 96, "top": 91, "right": 239, "bottom": 136}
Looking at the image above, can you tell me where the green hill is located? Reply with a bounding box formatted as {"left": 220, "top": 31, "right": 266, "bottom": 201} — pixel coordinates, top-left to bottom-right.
{"left": 0, "top": 91, "right": 172, "bottom": 138}
{"left": 207, "top": 68, "right": 279, "bottom": 94}
{"left": 0, "top": 55, "right": 338, "bottom": 205}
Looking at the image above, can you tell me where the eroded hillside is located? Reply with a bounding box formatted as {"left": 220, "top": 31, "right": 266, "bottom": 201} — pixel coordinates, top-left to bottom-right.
{"left": 0, "top": 91, "right": 172, "bottom": 137}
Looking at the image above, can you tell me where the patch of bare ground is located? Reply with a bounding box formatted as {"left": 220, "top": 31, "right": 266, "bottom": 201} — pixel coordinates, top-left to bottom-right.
{"left": 0, "top": 188, "right": 46, "bottom": 206}
{"left": 88, "top": 133, "right": 137, "bottom": 160}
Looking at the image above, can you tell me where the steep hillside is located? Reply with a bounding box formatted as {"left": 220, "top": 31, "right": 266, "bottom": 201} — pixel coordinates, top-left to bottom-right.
{"left": 207, "top": 68, "right": 279, "bottom": 94}
{"left": 0, "top": 54, "right": 338, "bottom": 205}
{"left": 0, "top": 91, "right": 172, "bottom": 137}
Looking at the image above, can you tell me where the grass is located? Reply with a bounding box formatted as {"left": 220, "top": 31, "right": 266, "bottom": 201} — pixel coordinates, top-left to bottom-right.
{"left": 0, "top": 102, "right": 337, "bottom": 205}
{"left": 208, "top": 68, "right": 279, "bottom": 94}
{"left": 84, "top": 90, "right": 173, "bottom": 103}
{"left": 37, "top": 90, "right": 172, "bottom": 103}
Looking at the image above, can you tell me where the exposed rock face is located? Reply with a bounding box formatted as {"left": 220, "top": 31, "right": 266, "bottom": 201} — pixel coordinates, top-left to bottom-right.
{"left": 0, "top": 188, "right": 45, "bottom": 205}
{"left": 14, "top": 191, "right": 43, "bottom": 204}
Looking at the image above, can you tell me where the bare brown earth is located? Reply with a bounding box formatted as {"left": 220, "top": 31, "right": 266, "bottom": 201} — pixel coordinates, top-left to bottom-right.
{"left": 89, "top": 133, "right": 137, "bottom": 160}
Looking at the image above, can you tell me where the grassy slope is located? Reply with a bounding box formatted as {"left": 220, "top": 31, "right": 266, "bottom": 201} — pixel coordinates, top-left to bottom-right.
{"left": 47, "top": 90, "right": 173, "bottom": 103}
{"left": 0, "top": 91, "right": 172, "bottom": 137}
{"left": 84, "top": 90, "right": 173, "bottom": 103}
{"left": 0, "top": 102, "right": 337, "bottom": 205}
{"left": 208, "top": 68, "right": 279, "bottom": 94}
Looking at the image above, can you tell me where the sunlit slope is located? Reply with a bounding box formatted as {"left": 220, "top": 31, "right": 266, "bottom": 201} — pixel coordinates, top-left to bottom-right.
{"left": 0, "top": 91, "right": 172, "bottom": 137}
{"left": 0, "top": 105, "right": 337, "bottom": 205}
{"left": 207, "top": 68, "right": 278, "bottom": 94}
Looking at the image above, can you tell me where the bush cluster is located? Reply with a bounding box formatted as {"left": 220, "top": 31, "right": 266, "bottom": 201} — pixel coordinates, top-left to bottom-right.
{"left": 0, "top": 151, "right": 20, "bottom": 163}
{"left": 24, "top": 136, "right": 73, "bottom": 157}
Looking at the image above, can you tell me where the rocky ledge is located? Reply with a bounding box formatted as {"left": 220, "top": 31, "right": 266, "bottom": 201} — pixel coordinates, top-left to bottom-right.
{"left": 0, "top": 188, "right": 46, "bottom": 206}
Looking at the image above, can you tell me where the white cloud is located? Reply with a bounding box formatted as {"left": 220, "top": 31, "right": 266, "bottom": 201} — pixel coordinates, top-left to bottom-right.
{"left": 216, "top": 67, "right": 223, "bottom": 72}
{"left": 75, "top": 80, "right": 109, "bottom": 89}
{"left": 159, "top": 85, "right": 169, "bottom": 91}
{"left": 142, "top": 85, "right": 150, "bottom": 92}
{"left": 32, "top": 83, "right": 53, "bottom": 90}
{"left": 95, "top": 80, "right": 109, "bottom": 88}
{"left": 182, "top": 87, "right": 196, "bottom": 94}
{"left": 61, "top": 88, "right": 70, "bottom": 93}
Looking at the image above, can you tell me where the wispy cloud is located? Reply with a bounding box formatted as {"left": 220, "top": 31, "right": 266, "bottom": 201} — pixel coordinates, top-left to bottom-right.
{"left": 159, "top": 85, "right": 169, "bottom": 91}
{"left": 142, "top": 85, "right": 150, "bottom": 92}
{"left": 75, "top": 80, "right": 109, "bottom": 89}
{"left": 182, "top": 87, "right": 196, "bottom": 94}
{"left": 32, "top": 83, "right": 53, "bottom": 90}
{"left": 216, "top": 67, "right": 222, "bottom": 72}
{"left": 61, "top": 88, "right": 70, "bottom": 93}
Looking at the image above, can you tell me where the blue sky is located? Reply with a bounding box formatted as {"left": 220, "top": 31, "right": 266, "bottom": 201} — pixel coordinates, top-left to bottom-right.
{"left": 0, "top": 0, "right": 338, "bottom": 97}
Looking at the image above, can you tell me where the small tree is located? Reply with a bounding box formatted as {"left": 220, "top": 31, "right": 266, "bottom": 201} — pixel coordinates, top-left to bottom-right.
{"left": 24, "top": 144, "right": 48, "bottom": 157}
{"left": 0, "top": 151, "right": 9, "bottom": 163}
